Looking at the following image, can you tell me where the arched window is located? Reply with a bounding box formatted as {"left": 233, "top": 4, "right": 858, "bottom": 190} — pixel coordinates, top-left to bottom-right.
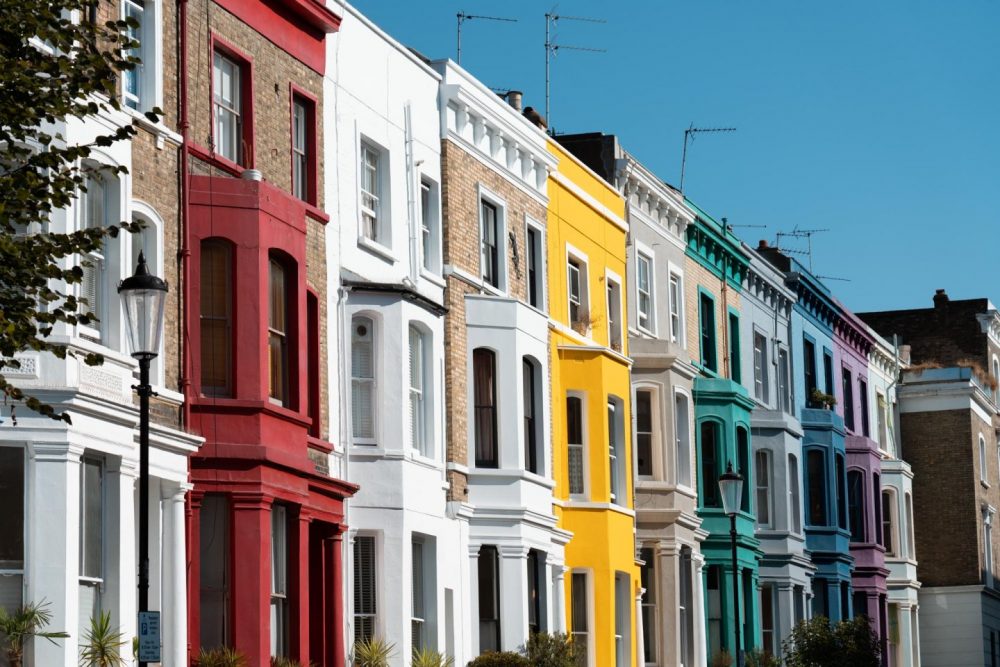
{"left": 882, "top": 489, "right": 897, "bottom": 556}
{"left": 700, "top": 422, "right": 720, "bottom": 508}
{"left": 807, "top": 450, "right": 827, "bottom": 526}
{"left": 635, "top": 389, "right": 655, "bottom": 479}
{"left": 522, "top": 357, "right": 542, "bottom": 475}
{"left": 788, "top": 454, "right": 801, "bottom": 533}
{"left": 848, "top": 470, "right": 865, "bottom": 542}
{"left": 674, "top": 393, "right": 691, "bottom": 487}
{"left": 755, "top": 450, "right": 772, "bottom": 529}
{"left": 351, "top": 316, "right": 376, "bottom": 443}
{"left": 872, "top": 473, "right": 882, "bottom": 546}
{"left": 408, "top": 325, "right": 430, "bottom": 456}
{"left": 200, "top": 239, "right": 232, "bottom": 397}
{"left": 132, "top": 203, "right": 165, "bottom": 385}
{"left": 473, "top": 348, "right": 498, "bottom": 468}
{"left": 267, "top": 255, "right": 291, "bottom": 405}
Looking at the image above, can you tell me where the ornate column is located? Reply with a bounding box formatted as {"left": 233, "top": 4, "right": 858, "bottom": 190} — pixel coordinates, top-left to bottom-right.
{"left": 693, "top": 551, "right": 708, "bottom": 667}
{"left": 467, "top": 545, "right": 481, "bottom": 654}
{"left": 106, "top": 458, "right": 139, "bottom": 659}
{"left": 657, "top": 541, "right": 681, "bottom": 667}
{"left": 291, "top": 509, "right": 312, "bottom": 665}
{"left": 331, "top": 528, "right": 345, "bottom": 667}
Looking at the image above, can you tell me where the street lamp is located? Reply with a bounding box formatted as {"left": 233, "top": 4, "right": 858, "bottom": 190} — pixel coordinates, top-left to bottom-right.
{"left": 118, "top": 251, "right": 167, "bottom": 667}
{"left": 719, "top": 461, "right": 744, "bottom": 667}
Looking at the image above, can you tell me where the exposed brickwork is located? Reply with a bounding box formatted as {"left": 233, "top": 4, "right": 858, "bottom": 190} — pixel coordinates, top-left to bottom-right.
{"left": 684, "top": 258, "right": 741, "bottom": 378}
{"left": 440, "top": 139, "right": 548, "bottom": 500}
{"left": 305, "top": 217, "right": 329, "bottom": 440}
{"left": 186, "top": 0, "right": 324, "bottom": 208}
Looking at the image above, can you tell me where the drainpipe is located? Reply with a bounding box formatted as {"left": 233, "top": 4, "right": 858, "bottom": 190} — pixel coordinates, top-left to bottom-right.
{"left": 178, "top": 0, "right": 192, "bottom": 429}
{"left": 887, "top": 334, "right": 902, "bottom": 460}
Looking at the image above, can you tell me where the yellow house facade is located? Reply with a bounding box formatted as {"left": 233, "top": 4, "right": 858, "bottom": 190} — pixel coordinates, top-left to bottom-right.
{"left": 547, "top": 140, "right": 640, "bottom": 667}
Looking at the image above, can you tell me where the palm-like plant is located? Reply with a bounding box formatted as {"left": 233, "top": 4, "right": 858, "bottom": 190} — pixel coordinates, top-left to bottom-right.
{"left": 0, "top": 600, "right": 69, "bottom": 667}
{"left": 79, "top": 611, "right": 128, "bottom": 667}
{"left": 195, "top": 646, "right": 247, "bottom": 667}
{"left": 411, "top": 647, "right": 454, "bottom": 667}
{"left": 353, "top": 636, "right": 394, "bottom": 667}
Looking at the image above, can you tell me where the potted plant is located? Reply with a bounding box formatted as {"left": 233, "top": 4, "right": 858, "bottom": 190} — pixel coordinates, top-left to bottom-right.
{"left": 810, "top": 387, "right": 837, "bottom": 409}
{"left": 0, "top": 600, "right": 69, "bottom": 667}
{"left": 79, "top": 611, "right": 127, "bottom": 667}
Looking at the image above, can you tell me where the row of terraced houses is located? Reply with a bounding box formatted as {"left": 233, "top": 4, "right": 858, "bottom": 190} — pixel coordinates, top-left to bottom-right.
{"left": 4, "top": 2, "right": 1000, "bottom": 667}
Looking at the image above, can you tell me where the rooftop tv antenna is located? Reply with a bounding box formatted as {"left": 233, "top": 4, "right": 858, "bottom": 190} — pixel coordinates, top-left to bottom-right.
{"left": 457, "top": 12, "right": 518, "bottom": 66}
{"left": 545, "top": 10, "right": 606, "bottom": 134}
{"left": 679, "top": 123, "right": 736, "bottom": 193}
{"left": 775, "top": 226, "right": 829, "bottom": 272}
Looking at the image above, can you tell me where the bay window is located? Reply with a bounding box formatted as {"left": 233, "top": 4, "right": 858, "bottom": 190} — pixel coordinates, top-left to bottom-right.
{"left": 200, "top": 240, "right": 233, "bottom": 396}
{"left": 270, "top": 505, "right": 288, "bottom": 657}
{"left": 567, "top": 394, "right": 586, "bottom": 497}
{"left": 353, "top": 534, "right": 377, "bottom": 643}
{"left": 478, "top": 546, "right": 500, "bottom": 653}
{"left": 636, "top": 253, "right": 652, "bottom": 332}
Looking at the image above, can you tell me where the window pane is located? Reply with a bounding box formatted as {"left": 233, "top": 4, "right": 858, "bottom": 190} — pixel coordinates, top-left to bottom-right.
{"left": 636, "top": 391, "right": 653, "bottom": 477}
{"left": 755, "top": 450, "right": 770, "bottom": 527}
{"left": 80, "top": 458, "right": 102, "bottom": 579}
{"left": 473, "top": 349, "right": 497, "bottom": 467}
{"left": 199, "top": 495, "right": 229, "bottom": 650}
{"left": 352, "top": 318, "right": 375, "bottom": 439}
{"left": 353, "top": 535, "right": 377, "bottom": 644}
{"left": 567, "top": 396, "right": 584, "bottom": 495}
{"left": 0, "top": 448, "right": 24, "bottom": 569}
{"left": 700, "top": 422, "right": 719, "bottom": 507}
{"left": 808, "top": 450, "right": 826, "bottom": 526}
{"left": 200, "top": 241, "right": 232, "bottom": 395}
{"left": 481, "top": 201, "right": 499, "bottom": 287}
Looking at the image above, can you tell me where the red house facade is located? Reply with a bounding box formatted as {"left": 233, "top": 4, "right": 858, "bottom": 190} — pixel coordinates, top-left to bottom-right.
{"left": 179, "top": 2, "right": 353, "bottom": 665}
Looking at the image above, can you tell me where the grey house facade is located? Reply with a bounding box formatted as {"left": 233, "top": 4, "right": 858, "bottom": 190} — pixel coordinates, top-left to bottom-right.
{"left": 740, "top": 243, "right": 814, "bottom": 657}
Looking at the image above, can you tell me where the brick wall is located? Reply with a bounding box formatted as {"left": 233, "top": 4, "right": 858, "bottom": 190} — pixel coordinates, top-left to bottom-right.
{"left": 305, "top": 217, "right": 329, "bottom": 440}
{"left": 684, "top": 258, "right": 741, "bottom": 378}
{"left": 440, "top": 139, "right": 548, "bottom": 500}
{"left": 900, "top": 409, "right": 979, "bottom": 586}
{"left": 186, "top": 0, "right": 324, "bottom": 207}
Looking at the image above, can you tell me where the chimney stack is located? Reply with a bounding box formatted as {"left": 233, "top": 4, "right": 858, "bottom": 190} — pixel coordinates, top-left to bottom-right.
{"left": 504, "top": 90, "right": 523, "bottom": 112}
{"left": 933, "top": 288, "right": 949, "bottom": 310}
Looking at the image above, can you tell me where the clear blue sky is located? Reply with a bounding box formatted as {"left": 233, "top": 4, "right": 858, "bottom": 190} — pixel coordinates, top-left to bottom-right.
{"left": 352, "top": 0, "right": 1000, "bottom": 313}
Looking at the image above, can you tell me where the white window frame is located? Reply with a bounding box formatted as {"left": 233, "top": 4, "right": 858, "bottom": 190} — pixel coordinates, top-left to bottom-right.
{"left": 121, "top": 0, "right": 162, "bottom": 114}
{"left": 634, "top": 246, "right": 655, "bottom": 335}
{"left": 130, "top": 201, "right": 166, "bottom": 387}
{"left": 408, "top": 324, "right": 431, "bottom": 457}
{"left": 566, "top": 244, "right": 590, "bottom": 335}
{"left": 291, "top": 97, "right": 309, "bottom": 202}
{"left": 0, "top": 446, "right": 25, "bottom": 613}
{"left": 212, "top": 50, "right": 242, "bottom": 164}
{"left": 667, "top": 266, "right": 684, "bottom": 345}
{"left": 788, "top": 453, "right": 802, "bottom": 534}
{"left": 755, "top": 449, "right": 773, "bottom": 529}
{"left": 411, "top": 536, "right": 427, "bottom": 652}
{"left": 634, "top": 386, "right": 658, "bottom": 481}
{"left": 351, "top": 315, "right": 378, "bottom": 446}
{"left": 608, "top": 398, "right": 623, "bottom": 505}
{"left": 982, "top": 434, "right": 989, "bottom": 486}
{"left": 778, "top": 346, "right": 793, "bottom": 414}
{"left": 419, "top": 178, "right": 442, "bottom": 276}
{"left": 606, "top": 269, "right": 624, "bottom": 352}
{"left": 80, "top": 174, "right": 109, "bottom": 342}
{"left": 270, "top": 504, "right": 288, "bottom": 657}
{"left": 78, "top": 455, "right": 105, "bottom": 639}
{"left": 985, "top": 507, "right": 996, "bottom": 588}
{"left": 524, "top": 216, "right": 547, "bottom": 312}
{"left": 570, "top": 569, "right": 595, "bottom": 667}
{"left": 353, "top": 532, "right": 380, "bottom": 644}
{"left": 753, "top": 330, "right": 769, "bottom": 404}
{"left": 358, "top": 138, "right": 389, "bottom": 249}
{"left": 904, "top": 492, "right": 915, "bottom": 560}
{"left": 639, "top": 548, "right": 658, "bottom": 666}
{"left": 567, "top": 391, "right": 589, "bottom": 500}
{"left": 674, "top": 390, "right": 692, "bottom": 489}
{"left": 477, "top": 185, "right": 507, "bottom": 294}
{"left": 882, "top": 488, "right": 898, "bottom": 558}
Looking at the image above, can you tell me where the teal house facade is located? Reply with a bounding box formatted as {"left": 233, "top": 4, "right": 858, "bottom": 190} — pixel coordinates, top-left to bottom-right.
{"left": 684, "top": 200, "right": 763, "bottom": 661}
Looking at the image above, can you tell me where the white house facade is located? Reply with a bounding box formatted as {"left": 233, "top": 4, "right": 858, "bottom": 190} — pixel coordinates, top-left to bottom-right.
{"left": 327, "top": 7, "right": 464, "bottom": 665}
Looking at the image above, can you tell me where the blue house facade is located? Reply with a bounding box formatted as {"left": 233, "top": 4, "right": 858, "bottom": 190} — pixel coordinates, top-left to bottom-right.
{"left": 758, "top": 244, "right": 855, "bottom": 623}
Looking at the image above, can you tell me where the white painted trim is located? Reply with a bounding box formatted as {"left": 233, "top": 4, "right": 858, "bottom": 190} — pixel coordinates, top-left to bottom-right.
{"left": 477, "top": 183, "right": 509, "bottom": 296}
{"left": 550, "top": 170, "right": 628, "bottom": 232}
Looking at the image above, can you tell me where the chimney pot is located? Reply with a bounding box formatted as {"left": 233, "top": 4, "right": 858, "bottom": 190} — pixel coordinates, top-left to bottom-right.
{"left": 505, "top": 90, "right": 523, "bottom": 112}
{"left": 933, "top": 289, "right": 949, "bottom": 308}
{"left": 758, "top": 239, "right": 769, "bottom": 249}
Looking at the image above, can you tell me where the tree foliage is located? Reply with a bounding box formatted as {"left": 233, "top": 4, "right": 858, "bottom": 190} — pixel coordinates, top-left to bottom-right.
{"left": 0, "top": 0, "right": 159, "bottom": 421}
{"left": 782, "top": 615, "right": 881, "bottom": 667}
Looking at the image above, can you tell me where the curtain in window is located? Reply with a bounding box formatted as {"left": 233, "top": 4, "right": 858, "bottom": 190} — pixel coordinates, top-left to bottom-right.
{"left": 200, "top": 241, "right": 232, "bottom": 395}
{"left": 473, "top": 349, "right": 497, "bottom": 467}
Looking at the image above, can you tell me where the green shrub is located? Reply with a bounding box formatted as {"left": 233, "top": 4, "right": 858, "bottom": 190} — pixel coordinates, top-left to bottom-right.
{"left": 745, "top": 648, "right": 781, "bottom": 667}
{"left": 467, "top": 651, "right": 530, "bottom": 667}
{"left": 521, "top": 632, "right": 578, "bottom": 667}
{"left": 782, "top": 615, "right": 881, "bottom": 667}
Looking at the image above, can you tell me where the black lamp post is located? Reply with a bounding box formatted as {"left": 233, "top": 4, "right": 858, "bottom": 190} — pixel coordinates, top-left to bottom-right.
{"left": 118, "top": 251, "right": 168, "bottom": 667}
{"left": 719, "top": 461, "right": 745, "bottom": 667}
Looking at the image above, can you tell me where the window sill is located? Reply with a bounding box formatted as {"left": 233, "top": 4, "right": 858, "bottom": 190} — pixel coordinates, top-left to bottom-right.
{"left": 124, "top": 107, "right": 183, "bottom": 147}
{"left": 481, "top": 281, "right": 507, "bottom": 298}
{"left": 187, "top": 142, "right": 247, "bottom": 178}
{"left": 357, "top": 235, "right": 398, "bottom": 263}
{"left": 419, "top": 269, "right": 446, "bottom": 289}
{"left": 303, "top": 202, "right": 329, "bottom": 224}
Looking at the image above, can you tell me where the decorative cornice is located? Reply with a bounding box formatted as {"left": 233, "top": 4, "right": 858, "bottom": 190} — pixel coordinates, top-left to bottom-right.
{"left": 616, "top": 156, "right": 692, "bottom": 243}
{"left": 833, "top": 308, "right": 875, "bottom": 359}
{"left": 683, "top": 198, "right": 750, "bottom": 288}
{"left": 435, "top": 61, "right": 556, "bottom": 200}
{"left": 977, "top": 310, "right": 1000, "bottom": 347}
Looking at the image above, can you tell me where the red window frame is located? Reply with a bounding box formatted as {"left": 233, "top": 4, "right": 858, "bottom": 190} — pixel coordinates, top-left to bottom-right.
{"left": 209, "top": 33, "right": 255, "bottom": 170}
{"left": 289, "top": 85, "right": 318, "bottom": 205}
